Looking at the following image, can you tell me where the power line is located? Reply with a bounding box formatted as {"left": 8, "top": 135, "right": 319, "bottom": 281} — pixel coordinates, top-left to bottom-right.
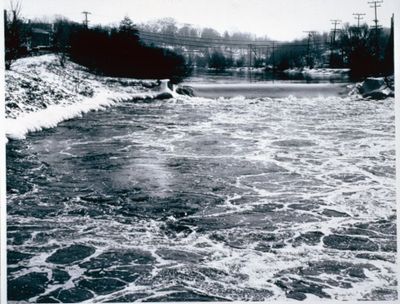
{"left": 138, "top": 28, "right": 273, "bottom": 44}
{"left": 139, "top": 30, "right": 326, "bottom": 48}
{"left": 139, "top": 35, "right": 326, "bottom": 50}
{"left": 139, "top": 29, "right": 322, "bottom": 46}
{"left": 139, "top": 31, "right": 269, "bottom": 47}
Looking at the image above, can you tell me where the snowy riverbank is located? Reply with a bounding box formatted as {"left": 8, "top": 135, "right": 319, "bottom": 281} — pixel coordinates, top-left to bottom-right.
{"left": 283, "top": 68, "right": 394, "bottom": 98}
{"left": 5, "top": 54, "right": 175, "bottom": 140}
{"left": 5, "top": 55, "right": 394, "bottom": 141}
{"left": 351, "top": 76, "right": 395, "bottom": 99}
{"left": 284, "top": 67, "right": 350, "bottom": 80}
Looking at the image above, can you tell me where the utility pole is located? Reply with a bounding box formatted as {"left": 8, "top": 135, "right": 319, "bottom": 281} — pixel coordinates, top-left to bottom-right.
{"left": 353, "top": 13, "right": 366, "bottom": 29}
{"left": 369, "top": 0, "right": 383, "bottom": 31}
{"left": 330, "top": 20, "right": 341, "bottom": 45}
{"left": 368, "top": 0, "right": 383, "bottom": 57}
{"left": 252, "top": 45, "right": 258, "bottom": 67}
{"left": 248, "top": 44, "right": 252, "bottom": 67}
{"left": 82, "top": 11, "right": 91, "bottom": 28}
{"left": 329, "top": 20, "right": 341, "bottom": 67}
{"left": 272, "top": 41, "right": 275, "bottom": 71}
{"left": 303, "top": 31, "right": 315, "bottom": 67}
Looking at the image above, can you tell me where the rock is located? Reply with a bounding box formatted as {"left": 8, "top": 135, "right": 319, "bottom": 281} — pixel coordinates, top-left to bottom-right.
{"left": 176, "top": 86, "right": 195, "bottom": 97}
{"left": 156, "top": 92, "right": 173, "bottom": 100}
{"left": 46, "top": 244, "right": 96, "bottom": 265}
{"left": 364, "top": 89, "right": 392, "bottom": 100}
{"left": 359, "top": 77, "right": 386, "bottom": 93}
{"left": 359, "top": 77, "right": 394, "bottom": 99}
{"left": 385, "top": 75, "right": 394, "bottom": 90}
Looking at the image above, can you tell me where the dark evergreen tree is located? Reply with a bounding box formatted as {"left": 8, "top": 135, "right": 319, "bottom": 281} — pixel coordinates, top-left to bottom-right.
{"left": 209, "top": 50, "right": 227, "bottom": 70}
{"left": 68, "top": 17, "right": 189, "bottom": 82}
{"left": 382, "top": 15, "right": 394, "bottom": 76}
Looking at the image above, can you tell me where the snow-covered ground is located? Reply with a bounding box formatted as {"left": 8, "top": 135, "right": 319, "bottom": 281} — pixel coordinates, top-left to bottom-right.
{"left": 284, "top": 67, "right": 350, "bottom": 79}
{"left": 347, "top": 76, "right": 394, "bottom": 100}
{"left": 5, "top": 54, "right": 175, "bottom": 140}
{"left": 224, "top": 67, "right": 266, "bottom": 73}
{"left": 356, "top": 76, "right": 394, "bottom": 99}
{"left": 283, "top": 68, "right": 394, "bottom": 99}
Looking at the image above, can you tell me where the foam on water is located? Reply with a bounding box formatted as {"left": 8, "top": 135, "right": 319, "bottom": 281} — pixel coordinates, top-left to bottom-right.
{"left": 6, "top": 93, "right": 396, "bottom": 302}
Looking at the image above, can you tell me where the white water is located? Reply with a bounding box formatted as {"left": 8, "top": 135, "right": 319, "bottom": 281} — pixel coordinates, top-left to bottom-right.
{"left": 6, "top": 92, "right": 396, "bottom": 302}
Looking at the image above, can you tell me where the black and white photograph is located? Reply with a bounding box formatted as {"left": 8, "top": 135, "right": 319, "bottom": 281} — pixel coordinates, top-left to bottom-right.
{"left": 1, "top": 0, "right": 399, "bottom": 302}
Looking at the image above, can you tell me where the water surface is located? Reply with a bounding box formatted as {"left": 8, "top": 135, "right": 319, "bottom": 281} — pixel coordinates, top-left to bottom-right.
{"left": 7, "top": 92, "right": 397, "bottom": 302}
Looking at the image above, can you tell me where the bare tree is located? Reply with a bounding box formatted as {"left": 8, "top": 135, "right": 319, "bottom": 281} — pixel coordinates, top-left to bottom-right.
{"left": 5, "top": 0, "right": 24, "bottom": 69}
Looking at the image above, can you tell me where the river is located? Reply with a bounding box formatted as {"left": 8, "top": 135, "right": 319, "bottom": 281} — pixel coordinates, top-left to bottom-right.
{"left": 6, "top": 78, "right": 397, "bottom": 302}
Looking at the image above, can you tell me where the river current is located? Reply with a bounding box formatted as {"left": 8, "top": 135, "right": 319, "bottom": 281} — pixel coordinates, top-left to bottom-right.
{"left": 7, "top": 91, "right": 397, "bottom": 302}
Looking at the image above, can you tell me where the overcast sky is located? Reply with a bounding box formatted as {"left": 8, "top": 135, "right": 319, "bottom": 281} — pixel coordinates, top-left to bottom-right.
{"left": 8, "top": 0, "right": 399, "bottom": 41}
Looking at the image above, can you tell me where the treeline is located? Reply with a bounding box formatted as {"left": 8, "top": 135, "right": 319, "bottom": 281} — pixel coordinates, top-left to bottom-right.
{"left": 140, "top": 17, "right": 266, "bottom": 42}
{"left": 272, "top": 21, "right": 394, "bottom": 77}
{"left": 67, "top": 17, "right": 189, "bottom": 82}
{"left": 4, "top": 11, "right": 190, "bottom": 82}
{"left": 138, "top": 18, "right": 269, "bottom": 70}
{"left": 140, "top": 17, "right": 394, "bottom": 77}
{"left": 5, "top": 8, "right": 394, "bottom": 79}
{"left": 189, "top": 50, "right": 244, "bottom": 71}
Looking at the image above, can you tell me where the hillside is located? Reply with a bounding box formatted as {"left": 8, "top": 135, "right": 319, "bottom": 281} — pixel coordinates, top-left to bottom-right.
{"left": 5, "top": 54, "right": 174, "bottom": 140}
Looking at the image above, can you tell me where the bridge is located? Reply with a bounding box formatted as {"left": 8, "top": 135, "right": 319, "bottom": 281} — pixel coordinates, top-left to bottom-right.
{"left": 137, "top": 30, "right": 329, "bottom": 67}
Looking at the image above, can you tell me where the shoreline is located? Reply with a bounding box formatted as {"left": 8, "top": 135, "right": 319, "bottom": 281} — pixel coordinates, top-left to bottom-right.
{"left": 4, "top": 55, "right": 175, "bottom": 141}
{"left": 5, "top": 54, "right": 394, "bottom": 141}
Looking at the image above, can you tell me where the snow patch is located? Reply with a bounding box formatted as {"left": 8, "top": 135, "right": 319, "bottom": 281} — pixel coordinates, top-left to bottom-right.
{"left": 5, "top": 54, "right": 171, "bottom": 141}
{"left": 284, "top": 68, "right": 349, "bottom": 79}
{"left": 5, "top": 89, "right": 170, "bottom": 141}
{"left": 6, "top": 91, "right": 115, "bottom": 140}
{"left": 348, "top": 76, "right": 394, "bottom": 99}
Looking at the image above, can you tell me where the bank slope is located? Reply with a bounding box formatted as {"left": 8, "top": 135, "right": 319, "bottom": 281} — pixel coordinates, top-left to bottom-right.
{"left": 5, "top": 54, "right": 173, "bottom": 140}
